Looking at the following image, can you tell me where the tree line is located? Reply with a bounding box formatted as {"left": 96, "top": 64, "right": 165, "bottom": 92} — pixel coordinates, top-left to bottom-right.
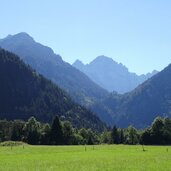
{"left": 0, "top": 116, "right": 171, "bottom": 145}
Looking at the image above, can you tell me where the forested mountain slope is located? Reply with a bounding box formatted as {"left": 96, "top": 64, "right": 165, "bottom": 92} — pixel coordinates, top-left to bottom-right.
{"left": 0, "top": 49, "right": 105, "bottom": 131}
{"left": 91, "top": 63, "right": 171, "bottom": 128}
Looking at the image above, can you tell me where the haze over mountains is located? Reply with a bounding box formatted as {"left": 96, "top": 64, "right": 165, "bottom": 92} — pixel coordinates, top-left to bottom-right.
{"left": 0, "top": 32, "right": 171, "bottom": 129}
{"left": 73, "top": 56, "right": 158, "bottom": 93}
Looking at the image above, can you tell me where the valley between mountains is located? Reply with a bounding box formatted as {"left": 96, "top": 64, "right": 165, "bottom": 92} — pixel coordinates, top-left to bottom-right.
{"left": 0, "top": 32, "right": 171, "bottom": 128}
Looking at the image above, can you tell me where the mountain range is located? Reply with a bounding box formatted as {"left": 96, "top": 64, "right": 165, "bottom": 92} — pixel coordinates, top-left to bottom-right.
{"left": 73, "top": 56, "right": 158, "bottom": 93}
{"left": 0, "top": 32, "right": 171, "bottom": 129}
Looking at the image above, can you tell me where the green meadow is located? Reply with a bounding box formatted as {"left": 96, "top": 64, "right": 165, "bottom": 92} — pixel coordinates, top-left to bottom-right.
{"left": 0, "top": 145, "right": 170, "bottom": 171}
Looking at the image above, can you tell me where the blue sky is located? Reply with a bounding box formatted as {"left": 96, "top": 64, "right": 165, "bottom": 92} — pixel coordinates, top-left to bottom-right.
{"left": 0, "top": 0, "right": 171, "bottom": 74}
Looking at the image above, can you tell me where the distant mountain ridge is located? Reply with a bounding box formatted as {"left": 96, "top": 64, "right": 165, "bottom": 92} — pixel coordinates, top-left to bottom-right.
{"left": 73, "top": 56, "right": 158, "bottom": 93}
{"left": 0, "top": 33, "right": 108, "bottom": 107}
{"left": 91, "top": 63, "right": 171, "bottom": 128}
{"left": 0, "top": 48, "right": 105, "bottom": 131}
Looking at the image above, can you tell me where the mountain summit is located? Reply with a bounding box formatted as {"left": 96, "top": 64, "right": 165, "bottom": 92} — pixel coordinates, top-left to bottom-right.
{"left": 0, "top": 33, "right": 108, "bottom": 107}
{"left": 73, "top": 56, "right": 157, "bottom": 93}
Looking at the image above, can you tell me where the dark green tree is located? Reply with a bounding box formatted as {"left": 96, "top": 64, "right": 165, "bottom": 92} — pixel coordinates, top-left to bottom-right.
{"left": 0, "top": 120, "right": 11, "bottom": 142}
{"left": 100, "top": 129, "right": 111, "bottom": 144}
{"left": 111, "top": 126, "right": 119, "bottom": 144}
{"left": 50, "top": 116, "right": 63, "bottom": 145}
{"left": 23, "top": 117, "right": 41, "bottom": 144}
{"left": 151, "top": 117, "right": 164, "bottom": 144}
{"left": 125, "top": 126, "right": 139, "bottom": 145}
{"left": 163, "top": 117, "right": 171, "bottom": 144}
{"left": 141, "top": 128, "right": 152, "bottom": 145}
{"left": 118, "top": 128, "right": 125, "bottom": 144}
{"left": 87, "top": 129, "right": 99, "bottom": 145}
{"left": 40, "top": 123, "right": 51, "bottom": 145}
{"left": 79, "top": 128, "right": 89, "bottom": 144}
{"left": 63, "top": 121, "right": 74, "bottom": 145}
{"left": 11, "top": 120, "right": 25, "bottom": 141}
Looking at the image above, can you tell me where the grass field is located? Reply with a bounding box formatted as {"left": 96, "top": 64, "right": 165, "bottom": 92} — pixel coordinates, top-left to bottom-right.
{"left": 0, "top": 145, "right": 170, "bottom": 171}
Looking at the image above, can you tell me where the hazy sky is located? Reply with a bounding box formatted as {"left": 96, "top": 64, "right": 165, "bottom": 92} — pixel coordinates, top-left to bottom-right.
{"left": 0, "top": 0, "right": 171, "bottom": 74}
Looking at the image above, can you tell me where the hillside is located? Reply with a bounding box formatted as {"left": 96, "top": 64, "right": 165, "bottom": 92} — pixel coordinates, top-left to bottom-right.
{"left": 92, "top": 63, "right": 171, "bottom": 128}
{"left": 1, "top": 33, "right": 169, "bottom": 129}
{"left": 0, "top": 49, "right": 105, "bottom": 132}
{"left": 73, "top": 56, "right": 157, "bottom": 93}
{"left": 0, "top": 33, "right": 108, "bottom": 106}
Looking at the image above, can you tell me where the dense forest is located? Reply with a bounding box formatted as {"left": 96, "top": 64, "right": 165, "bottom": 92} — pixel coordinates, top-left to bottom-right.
{"left": 0, "top": 48, "right": 105, "bottom": 132}
{"left": 0, "top": 116, "right": 171, "bottom": 145}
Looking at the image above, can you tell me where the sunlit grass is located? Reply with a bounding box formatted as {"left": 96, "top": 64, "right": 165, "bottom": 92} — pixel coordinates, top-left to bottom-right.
{"left": 0, "top": 145, "right": 170, "bottom": 171}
